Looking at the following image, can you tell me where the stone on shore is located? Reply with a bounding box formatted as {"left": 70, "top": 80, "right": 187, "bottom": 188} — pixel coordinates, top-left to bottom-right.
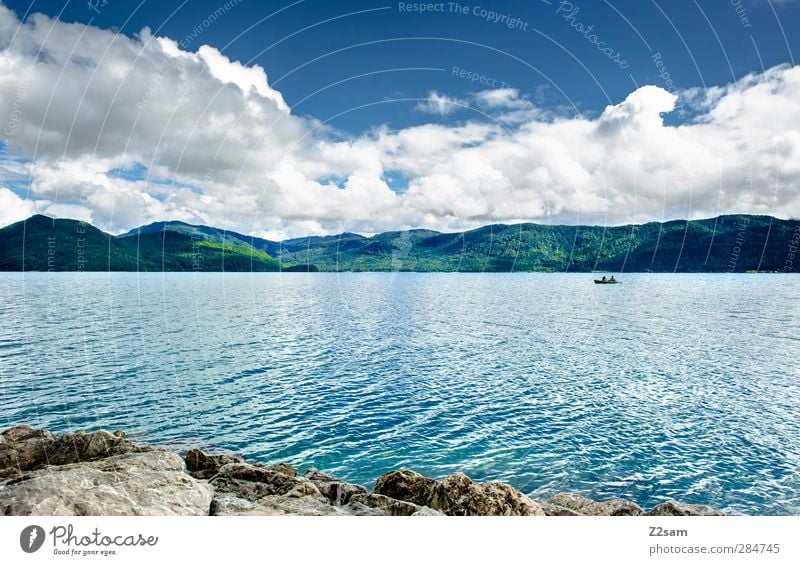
{"left": 207, "top": 461, "right": 368, "bottom": 516}
{"left": 0, "top": 425, "right": 149, "bottom": 480}
{"left": 430, "top": 473, "right": 546, "bottom": 516}
{"left": 538, "top": 501, "right": 583, "bottom": 516}
{"left": 209, "top": 462, "right": 310, "bottom": 502}
{"left": 0, "top": 451, "right": 212, "bottom": 516}
{"left": 213, "top": 495, "right": 383, "bottom": 516}
{"left": 350, "top": 493, "right": 443, "bottom": 516}
{"left": 547, "top": 492, "right": 643, "bottom": 516}
{"left": 303, "top": 467, "right": 367, "bottom": 505}
{"left": 375, "top": 470, "right": 545, "bottom": 516}
{"left": 184, "top": 448, "right": 243, "bottom": 479}
{"left": 210, "top": 476, "right": 382, "bottom": 516}
{"left": 647, "top": 500, "right": 724, "bottom": 516}
{"left": 373, "top": 469, "right": 439, "bottom": 507}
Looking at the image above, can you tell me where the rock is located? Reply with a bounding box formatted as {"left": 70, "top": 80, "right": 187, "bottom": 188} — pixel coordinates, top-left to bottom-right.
{"left": 0, "top": 428, "right": 55, "bottom": 479}
{"left": 647, "top": 501, "right": 723, "bottom": 516}
{"left": 430, "top": 473, "right": 546, "bottom": 516}
{"left": 244, "top": 496, "right": 342, "bottom": 515}
{"left": 209, "top": 477, "right": 275, "bottom": 502}
{"left": 46, "top": 430, "right": 148, "bottom": 466}
{"left": 0, "top": 451, "right": 212, "bottom": 516}
{"left": 216, "top": 461, "right": 298, "bottom": 483}
{"left": 212, "top": 483, "right": 383, "bottom": 516}
{"left": 374, "top": 470, "right": 545, "bottom": 516}
{"left": 268, "top": 463, "right": 298, "bottom": 477}
{"left": 373, "top": 469, "right": 439, "bottom": 507}
{"left": 350, "top": 493, "right": 443, "bottom": 516}
{"left": 210, "top": 462, "right": 319, "bottom": 502}
{"left": 341, "top": 500, "right": 386, "bottom": 516}
{"left": 408, "top": 505, "right": 444, "bottom": 516}
{"left": 0, "top": 427, "right": 148, "bottom": 480}
{"left": 217, "top": 494, "right": 384, "bottom": 516}
{"left": 538, "top": 501, "right": 583, "bottom": 516}
{"left": 547, "top": 492, "right": 643, "bottom": 516}
{"left": 210, "top": 494, "right": 255, "bottom": 515}
{"left": 303, "top": 467, "right": 366, "bottom": 505}
{"left": 184, "top": 448, "right": 243, "bottom": 479}
{"left": 2, "top": 425, "right": 53, "bottom": 442}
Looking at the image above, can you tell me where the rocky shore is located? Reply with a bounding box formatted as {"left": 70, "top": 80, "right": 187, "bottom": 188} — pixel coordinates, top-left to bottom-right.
{"left": 0, "top": 426, "right": 723, "bottom": 516}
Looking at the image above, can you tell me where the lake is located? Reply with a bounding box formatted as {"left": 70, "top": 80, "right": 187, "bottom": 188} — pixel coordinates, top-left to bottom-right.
{"left": 1, "top": 272, "right": 798, "bottom": 515}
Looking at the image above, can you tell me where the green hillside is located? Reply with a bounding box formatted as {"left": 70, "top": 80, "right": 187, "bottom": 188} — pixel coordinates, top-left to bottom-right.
{"left": 121, "top": 220, "right": 283, "bottom": 257}
{"left": 0, "top": 215, "right": 287, "bottom": 272}
{"left": 274, "top": 215, "right": 799, "bottom": 272}
{"left": 0, "top": 215, "right": 139, "bottom": 271}
{"left": 1, "top": 214, "right": 797, "bottom": 272}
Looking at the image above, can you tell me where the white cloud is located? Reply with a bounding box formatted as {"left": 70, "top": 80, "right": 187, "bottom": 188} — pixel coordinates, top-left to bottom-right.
{"left": 471, "top": 88, "right": 544, "bottom": 125}
{"left": 196, "top": 45, "right": 289, "bottom": 111}
{"left": 473, "top": 88, "right": 532, "bottom": 111}
{"left": 0, "top": 187, "right": 35, "bottom": 226}
{"left": 414, "top": 91, "right": 465, "bottom": 116}
{"left": 0, "top": 2, "right": 798, "bottom": 237}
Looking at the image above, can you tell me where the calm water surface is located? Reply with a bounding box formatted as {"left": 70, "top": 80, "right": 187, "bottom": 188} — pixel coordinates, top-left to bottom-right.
{"left": 1, "top": 272, "right": 798, "bottom": 515}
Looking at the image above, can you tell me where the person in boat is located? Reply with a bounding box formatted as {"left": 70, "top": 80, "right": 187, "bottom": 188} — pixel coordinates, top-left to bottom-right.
{"left": 601, "top": 276, "right": 607, "bottom": 281}
{"left": 609, "top": 276, "right": 616, "bottom": 282}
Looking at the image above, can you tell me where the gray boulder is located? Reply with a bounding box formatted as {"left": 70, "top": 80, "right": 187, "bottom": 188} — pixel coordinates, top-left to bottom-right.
{"left": 0, "top": 450, "right": 212, "bottom": 516}
{"left": 0, "top": 426, "right": 55, "bottom": 479}
{"left": 1, "top": 425, "right": 52, "bottom": 442}
{"left": 215, "top": 495, "right": 383, "bottom": 516}
{"left": 374, "top": 469, "right": 545, "bottom": 516}
{"left": 209, "top": 462, "right": 312, "bottom": 502}
{"left": 538, "top": 500, "right": 584, "bottom": 516}
{"left": 373, "top": 469, "right": 439, "bottom": 507}
{"left": 209, "top": 462, "right": 383, "bottom": 516}
{"left": 211, "top": 481, "right": 382, "bottom": 516}
{"left": 647, "top": 500, "right": 723, "bottom": 516}
{"left": 209, "top": 493, "right": 256, "bottom": 515}
{"left": 302, "top": 467, "right": 366, "bottom": 505}
{"left": 429, "top": 473, "right": 546, "bottom": 516}
{"left": 0, "top": 426, "right": 148, "bottom": 480}
{"left": 46, "top": 430, "right": 149, "bottom": 466}
{"left": 350, "top": 493, "right": 443, "bottom": 516}
{"left": 184, "top": 448, "right": 243, "bottom": 479}
{"left": 266, "top": 462, "right": 298, "bottom": 477}
{"left": 547, "top": 492, "right": 643, "bottom": 516}
{"left": 341, "top": 500, "right": 386, "bottom": 516}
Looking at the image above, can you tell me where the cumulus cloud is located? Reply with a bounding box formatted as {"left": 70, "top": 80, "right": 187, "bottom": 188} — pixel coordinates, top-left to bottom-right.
{"left": 470, "top": 88, "right": 544, "bottom": 125}
{"left": 414, "top": 91, "right": 466, "bottom": 116}
{"left": 473, "top": 88, "right": 532, "bottom": 111}
{"left": 0, "top": 2, "right": 798, "bottom": 238}
{"left": 0, "top": 187, "right": 35, "bottom": 225}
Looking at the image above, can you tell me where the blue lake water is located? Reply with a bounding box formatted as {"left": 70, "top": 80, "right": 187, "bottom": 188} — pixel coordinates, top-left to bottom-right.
{"left": 1, "top": 272, "right": 798, "bottom": 515}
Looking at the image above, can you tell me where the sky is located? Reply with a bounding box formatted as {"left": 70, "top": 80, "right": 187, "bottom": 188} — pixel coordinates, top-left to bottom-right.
{"left": 0, "top": 0, "right": 799, "bottom": 238}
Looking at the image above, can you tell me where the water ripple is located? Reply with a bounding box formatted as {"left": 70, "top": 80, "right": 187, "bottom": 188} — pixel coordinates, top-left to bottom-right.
{"left": 0, "top": 272, "right": 798, "bottom": 515}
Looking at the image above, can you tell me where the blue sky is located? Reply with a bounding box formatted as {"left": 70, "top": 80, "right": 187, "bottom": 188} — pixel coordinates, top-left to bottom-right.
{"left": 1, "top": 0, "right": 799, "bottom": 236}
{"left": 7, "top": 0, "right": 799, "bottom": 132}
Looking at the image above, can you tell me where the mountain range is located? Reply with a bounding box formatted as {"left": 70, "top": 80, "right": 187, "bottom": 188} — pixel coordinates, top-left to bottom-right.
{"left": 0, "top": 214, "right": 797, "bottom": 272}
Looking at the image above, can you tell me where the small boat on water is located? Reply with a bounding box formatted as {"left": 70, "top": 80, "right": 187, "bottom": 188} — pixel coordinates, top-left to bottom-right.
{"left": 594, "top": 277, "right": 621, "bottom": 284}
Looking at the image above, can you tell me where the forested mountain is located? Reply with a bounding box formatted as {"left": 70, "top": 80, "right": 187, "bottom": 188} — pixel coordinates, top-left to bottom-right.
{"left": 1, "top": 214, "right": 797, "bottom": 272}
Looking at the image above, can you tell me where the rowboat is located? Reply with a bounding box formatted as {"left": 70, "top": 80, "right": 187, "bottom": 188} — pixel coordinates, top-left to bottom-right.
{"left": 594, "top": 279, "right": 621, "bottom": 284}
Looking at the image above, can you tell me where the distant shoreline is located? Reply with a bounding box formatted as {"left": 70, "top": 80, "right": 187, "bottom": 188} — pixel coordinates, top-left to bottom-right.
{"left": 2, "top": 214, "right": 798, "bottom": 273}
{"left": 0, "top": 270, "right": 795, "bottom": 274}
